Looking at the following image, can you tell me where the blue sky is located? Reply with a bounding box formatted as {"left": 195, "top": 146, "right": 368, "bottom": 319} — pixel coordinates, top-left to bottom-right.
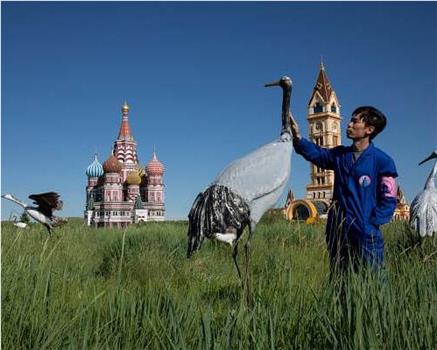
{"left": 2, "top": 2, "right": 436, "bottom": 220}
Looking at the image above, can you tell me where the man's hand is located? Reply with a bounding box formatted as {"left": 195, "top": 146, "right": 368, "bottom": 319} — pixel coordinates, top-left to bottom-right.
{"left": 288, "top": 113, "right": 301, "bottom": 141}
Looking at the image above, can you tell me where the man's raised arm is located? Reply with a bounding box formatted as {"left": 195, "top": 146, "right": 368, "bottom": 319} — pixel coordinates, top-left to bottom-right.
{"left": 290, "top": 114, "right": 335, "bottom": 170}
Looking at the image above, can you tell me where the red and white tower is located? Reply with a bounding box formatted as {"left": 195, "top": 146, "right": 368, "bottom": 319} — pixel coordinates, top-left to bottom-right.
{"left": 113, "top": 102, "right": 139, "bottom": 182}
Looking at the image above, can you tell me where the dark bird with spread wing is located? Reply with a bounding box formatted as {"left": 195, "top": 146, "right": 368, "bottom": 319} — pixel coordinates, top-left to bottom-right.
{"left": 2, "top": 192, "right": 65, "bottom": 235}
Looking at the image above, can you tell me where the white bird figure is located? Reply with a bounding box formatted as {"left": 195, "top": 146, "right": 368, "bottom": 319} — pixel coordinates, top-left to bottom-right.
{"left": 2, "top": 192, "right": 64, "bottom": 235}
{"left": 187, "top": 76, "right": 293, "bottom": 286}
{"left": 409, "top": 150, "right": 437, "bottom": 237}
{"left": 9, "top": 215, "right": 27, "bottom": 228}
{"left": 13, "top": 221, "right": 28, "bottom": 229}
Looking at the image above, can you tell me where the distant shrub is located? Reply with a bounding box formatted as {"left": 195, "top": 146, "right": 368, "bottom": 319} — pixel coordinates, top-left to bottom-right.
{"left": 19, "top": 212, "right": 30, "bottom": 224}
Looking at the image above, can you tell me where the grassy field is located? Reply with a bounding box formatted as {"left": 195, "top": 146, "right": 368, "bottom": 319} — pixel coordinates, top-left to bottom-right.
{"left": 2, "top": 217, "right": 436, "bottom": 349}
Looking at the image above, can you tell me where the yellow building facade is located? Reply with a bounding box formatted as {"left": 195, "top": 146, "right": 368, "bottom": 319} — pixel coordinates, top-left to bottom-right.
{"left": 393, "top": 186, "right": 410, "bottom": 221}
{"left": 285, "top": 62, "right": 341, "bottom": 221}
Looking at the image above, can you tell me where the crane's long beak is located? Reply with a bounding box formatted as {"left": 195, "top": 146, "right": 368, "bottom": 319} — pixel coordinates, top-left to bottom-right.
{"left": 264, "top": 80, "right": 280, "bottom": 87}
{"left": 419, "top": 153, "right": 437, "bottom": 165}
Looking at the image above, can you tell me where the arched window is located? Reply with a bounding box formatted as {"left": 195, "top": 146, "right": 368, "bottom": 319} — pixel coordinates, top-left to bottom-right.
{"left": 331, "top": 104, "right": 337, "bottom": 113}
{"left": 314, "top": 103, "right": 323, "bottom": 113}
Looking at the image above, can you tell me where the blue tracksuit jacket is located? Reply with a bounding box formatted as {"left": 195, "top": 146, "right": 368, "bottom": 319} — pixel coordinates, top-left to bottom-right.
{"left": 293, "top": 137, "right": 398, "bottom": 269}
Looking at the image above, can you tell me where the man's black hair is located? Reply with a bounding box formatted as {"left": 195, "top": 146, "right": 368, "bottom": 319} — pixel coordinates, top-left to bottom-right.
{"left": 352, "top": 106, "right": 387, "bottom": 139}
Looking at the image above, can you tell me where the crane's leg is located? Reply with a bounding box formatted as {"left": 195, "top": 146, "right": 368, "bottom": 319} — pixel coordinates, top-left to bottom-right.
{"left": 232, "top": 241, "right": 242, "bottom": 282}
{"left": 215, "top": 229, "right": 243, "bottom": 282}
{"left": 244, "top": 225, "right": 254, "bottom": 309}
{"left": 44, "top": 224, "right": 53, "bottom": 236}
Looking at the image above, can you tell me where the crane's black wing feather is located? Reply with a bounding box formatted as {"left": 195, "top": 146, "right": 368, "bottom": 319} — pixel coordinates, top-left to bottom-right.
{"left": 29, "top": 192, "right": 63, "bottom": 218}
{"left": 187, "top": 185, "right": 250, "bottom": 258}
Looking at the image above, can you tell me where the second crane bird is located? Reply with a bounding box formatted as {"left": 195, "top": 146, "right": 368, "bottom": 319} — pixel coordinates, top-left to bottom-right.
{"left": 187, "top": 76, "right": 294, "bottom": 279}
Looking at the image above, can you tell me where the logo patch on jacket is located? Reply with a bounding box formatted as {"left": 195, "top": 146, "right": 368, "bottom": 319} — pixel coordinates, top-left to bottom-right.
{"left": 359, "top": 175, "right": 371, "bottom": 187}
{"left": 380, "top": 176, "right": 397, "bottom": 198}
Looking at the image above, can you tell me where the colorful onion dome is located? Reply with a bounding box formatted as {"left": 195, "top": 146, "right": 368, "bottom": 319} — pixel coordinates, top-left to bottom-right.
{"left": 86, "top": 155, "right": 104, "bottom": 177}
{"left": 126, "top": 169, "right": 141, "bottom": 185}
{"left": 103, "top": 154, "right": 122, "bottom": 173}
{"left": 145, "top": 152, "right": 164, "bottom": 176}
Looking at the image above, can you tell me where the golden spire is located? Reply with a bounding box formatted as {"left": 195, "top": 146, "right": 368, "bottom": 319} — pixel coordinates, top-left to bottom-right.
{"left": 122, "top": 100, "right": 129, "bottom": 114}
{"left": 118, "top": 101, "right": 133, "bottom": 140}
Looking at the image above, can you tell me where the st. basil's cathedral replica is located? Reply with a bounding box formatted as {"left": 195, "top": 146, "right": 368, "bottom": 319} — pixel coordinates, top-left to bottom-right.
{"left": 84, "top": 102, "right": 165, "bottom": 228}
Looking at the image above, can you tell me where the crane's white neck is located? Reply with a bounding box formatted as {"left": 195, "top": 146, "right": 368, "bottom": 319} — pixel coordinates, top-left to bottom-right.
{"left": 3, "top": 194, "right": 27, "bottom": 208}
{"left": 424, "top": 158, "right": 437, "bottom": 190}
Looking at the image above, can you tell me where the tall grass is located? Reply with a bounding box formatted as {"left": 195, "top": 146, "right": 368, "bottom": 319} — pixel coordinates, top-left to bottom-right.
{"left": 2, "top": 218, "right": 436, "bottom": 349}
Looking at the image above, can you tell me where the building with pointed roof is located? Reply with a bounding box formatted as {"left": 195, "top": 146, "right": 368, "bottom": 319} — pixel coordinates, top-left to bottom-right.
{"left": 285, "top": 61, "right": 341, "bottom": 221}
{"left": 84, "top": 103, "right": 165, "bottom": 228}
{"left": 393, "top": 185, "right": 410, "bottom": 221}
{"left": 305, "top": 61, "right": 341, "bottom": 202}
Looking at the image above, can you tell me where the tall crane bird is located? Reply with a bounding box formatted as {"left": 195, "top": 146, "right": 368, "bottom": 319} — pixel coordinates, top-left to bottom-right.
{"left": 2, "top": 192, "right": 64, "bottom": 235}
{"left": 409, "top": 150, "right": 437, "bottom": 237}
{"left": 187, "top": 76, "right": 294, "bottom": 293}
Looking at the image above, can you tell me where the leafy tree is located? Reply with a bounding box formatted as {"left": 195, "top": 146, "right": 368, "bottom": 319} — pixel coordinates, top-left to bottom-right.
{"left": 19, "top": 212, "right": 30, "bottom": 224}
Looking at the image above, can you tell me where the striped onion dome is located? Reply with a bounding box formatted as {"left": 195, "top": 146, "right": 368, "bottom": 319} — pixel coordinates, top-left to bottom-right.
{"left": 126, "top": 169, "right": 141, "bottom": 185}
{"left": 103, "top": 154, "right": 122, "bottom": 173}
{"left": 86, "top": 155, "right": 104, "bottom": 177}
{"left": 145, "top": 152, "right": 164, "bottom": 176}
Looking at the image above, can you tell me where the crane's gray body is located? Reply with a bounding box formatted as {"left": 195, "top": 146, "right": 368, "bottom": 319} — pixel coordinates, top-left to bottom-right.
{"left": 409, "top": 153, "right": 437, "bottom": 237}
{"left": 187, "top": 135, "right": 293, "bottom": 256}
{"left": 410, "top": 188, "right": 437, "bottom": 237}
{"left": 214, "top": 138, "right": 293, "bottom": 229}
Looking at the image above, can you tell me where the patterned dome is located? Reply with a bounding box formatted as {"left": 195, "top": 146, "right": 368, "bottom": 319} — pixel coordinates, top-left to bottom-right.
{"left": 126, "top": 169, "right": 141, "bottom": 185}
{"left": 146, "top": 152, "right": 164, "bottom": 176}
{"left": 103, "top": 154, "right": 122, "bottom": 173}
{"left": 86, "top": 155, "right": 104, "bottom": 177}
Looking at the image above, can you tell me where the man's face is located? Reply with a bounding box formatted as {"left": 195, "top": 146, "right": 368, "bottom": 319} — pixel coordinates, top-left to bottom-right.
{"left": 346, "top": 113, "right": 374, "bottom": 140}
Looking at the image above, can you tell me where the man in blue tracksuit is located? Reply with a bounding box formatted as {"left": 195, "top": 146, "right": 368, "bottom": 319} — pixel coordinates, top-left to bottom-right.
{"left": 290, "top": 106, "right": 398, "bottom": 274}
